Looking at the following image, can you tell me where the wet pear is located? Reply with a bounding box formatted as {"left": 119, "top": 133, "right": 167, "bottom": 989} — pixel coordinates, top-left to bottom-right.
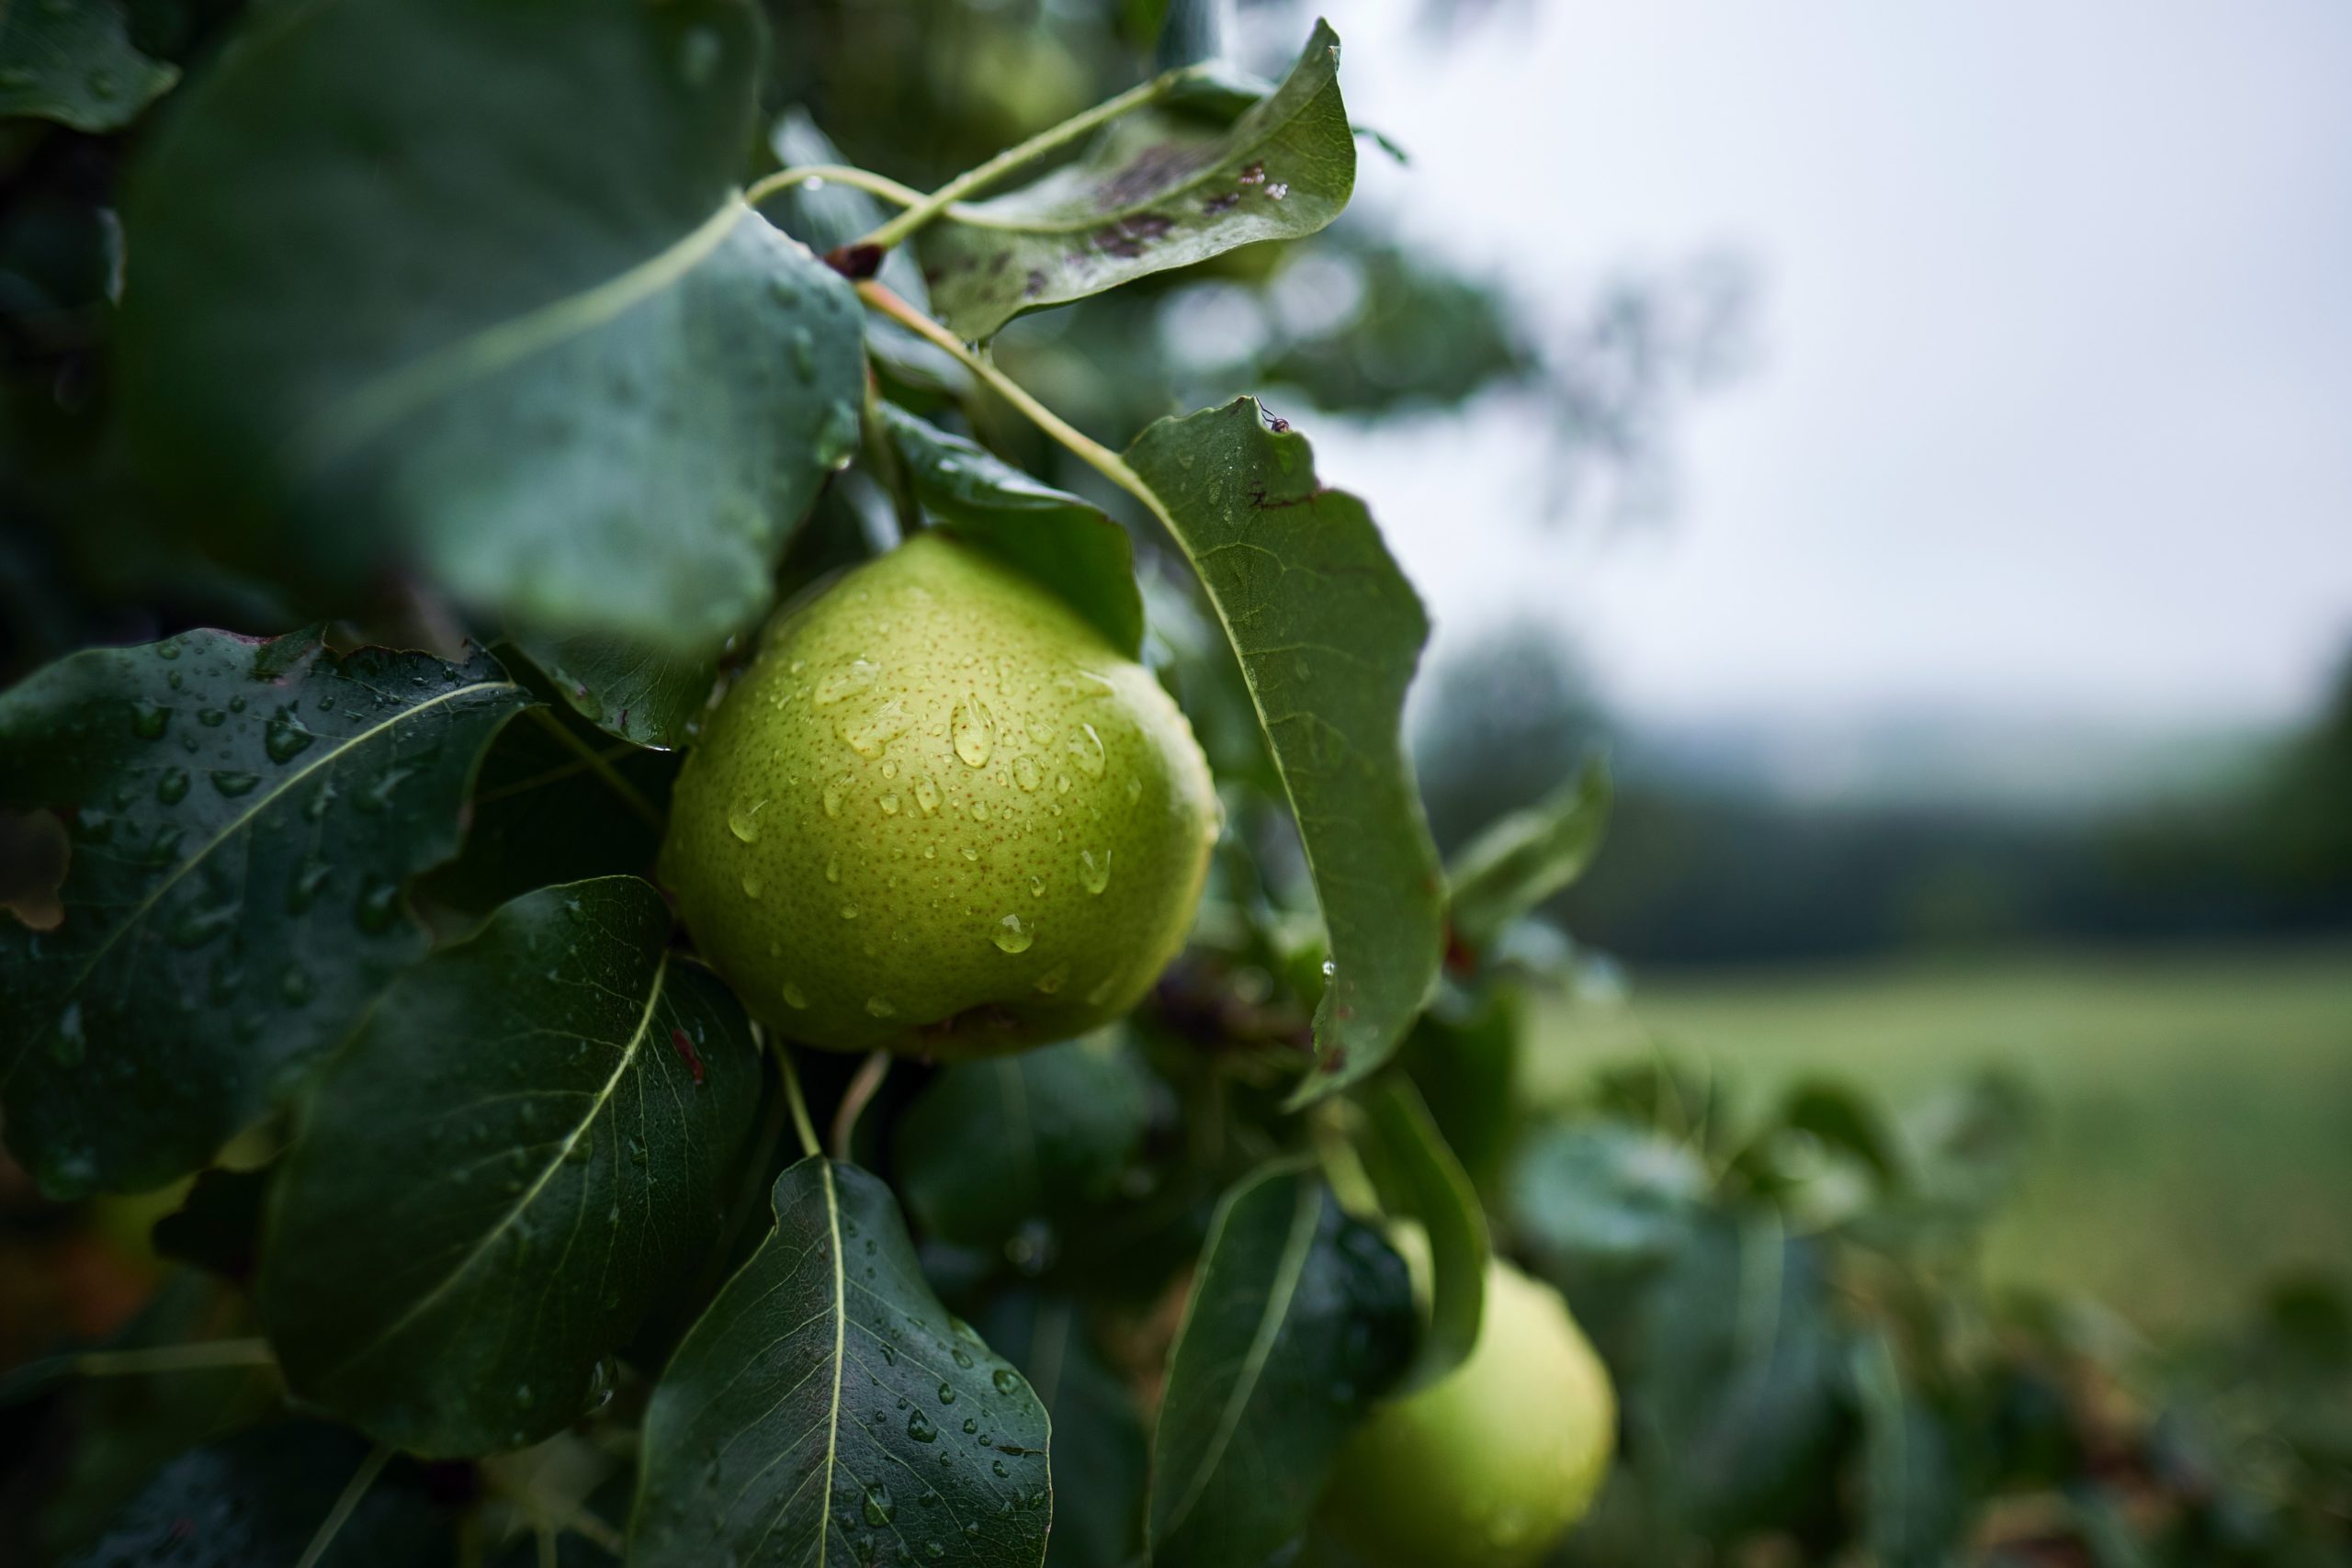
{"left": 1317, "top": 1260, "right": 1615, "bottom": 1568}
{"left": 662, "top": 531, "right": 1218, "bottom": 1057}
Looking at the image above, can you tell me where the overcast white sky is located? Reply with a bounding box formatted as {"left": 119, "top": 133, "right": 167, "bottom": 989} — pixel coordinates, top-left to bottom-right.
{"left": 1282, "top": 1, "right": 2352, "bottom": 728}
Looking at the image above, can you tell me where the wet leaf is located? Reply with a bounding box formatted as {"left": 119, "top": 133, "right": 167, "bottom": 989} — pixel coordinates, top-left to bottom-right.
{"left": 59, "top": 1422, "right": 460, "bottom": 1568}
{"left": 1353, "top": 1075, "right": 1488, "bottom": 1393}
{"left": 116, "top": 0, "right": 865, "bottom": 658}
{"left": 507, "top": 629, "right": 720, "bottom": 751}
{"left": 1125, "top": 398, "right": 1443, "bottom": 1107}
{"left": 0, "top": 0, "right": 176, "bottom": 132}
{"left": 260, "top": 876, "right": 762, "bottom": 1457}
{"left": 975, "top": 1292, "right": 1148, "bottom": 1568}
{"left": 880, "top": 402, "right": 1146, "bottom": 658}
{"left": 764, "top": 110, "right": 969, "bottom": 401}
{"left": 1147, "top": 1158, "right": 1414, "bottom": 1568}
{"left": 919, "top": 23, "right": 1353, "bottom": 339}
{"left": 1446, "top": 755, "right": 1611, "bottom": 954}
{"left": 630, "top": 1157, "right": 1052, "bottom": 1567}
{"left": 0, "top": 627, "right": 528, "bottom": 1197}
{"left": 898, "top": 1029, "right": 1152, "bottom": 1252}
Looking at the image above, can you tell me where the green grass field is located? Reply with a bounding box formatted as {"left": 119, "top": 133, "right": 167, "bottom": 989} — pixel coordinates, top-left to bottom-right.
{"left": 1528, "top": 941, "right": 2352, "bottom": 1331}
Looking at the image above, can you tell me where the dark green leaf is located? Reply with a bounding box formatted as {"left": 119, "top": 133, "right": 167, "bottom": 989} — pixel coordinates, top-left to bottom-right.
{"left": 630, "top": 1157, "right": 1053, "bottom": 1567}
{"left": 879, "top": 402, "right": 1146, "bottom": 658}
{"left": 0, "top": 0, "right": 176, "bottom": 132}
{"left": 1396, "top": 980, "right": 1524, "bottom": 1192}
{"left": 60, "top": 1422, "right": 460, "bottom": 1568}
{"left": 975, "top": 1292, "right": 1148, "bottom": 1568}
{"left": 509, "top": 629, "right": 719, "bottom": 751}
{"left": 763, "top": 112, "right": 970, "bottom": 402}
{"left": 1353, "top": 1075, "right": 1487, "bottom": 1393}
{"left": 1851, "top": 1335, "right": 1967, "bottom": 1568}
{"left": 0, "top": 626, "right": 529, "bottom": 1196}
{"left": 1147, "top": 1158, "right": 1414, "bottom": 1568}
{"left": 1446, "top": 756, "right": 1611, "bottom": 954}
{"left": 259, "top": 876, "right": 762, "bottom": 1457}
{"left": 919, "top": 24, "right": 1354, "bottom": 339}
{"left": 418, "top": 699, "right": 680, "bottom": 919}
{"left": 1125, "top": 398, "right": 1443, "bottom": 1107}
{"left": 898, "top": 1029, "right": 1152, "bottom": 1252}
{"left": 117, "top": 0, "right": 865, "bottom": 656}
{"left": 1507, "top": 1120, "right": 1709, "bottom": 1282}
{"left": 1625, "top": 1216, "right": 1846, "bottom": 1537}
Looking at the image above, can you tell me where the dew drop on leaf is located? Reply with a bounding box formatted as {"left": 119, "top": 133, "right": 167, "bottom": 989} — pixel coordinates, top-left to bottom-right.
{"left": 355, "top": 880, "right": 401, "bottom": 933}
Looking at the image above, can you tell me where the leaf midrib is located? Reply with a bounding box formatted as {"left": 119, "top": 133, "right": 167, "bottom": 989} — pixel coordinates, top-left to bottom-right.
{"left": 1157, "top": 1171, "right": 1321, "bottom": 1538}
{"left": 290, "top": 195, "right": 751, "bottom": 474}
{"left": 10, "top": 672, "right": 523, "bottom": 1086}
{"left": 313, "top": 948, "right": 673, "bottom": 1381}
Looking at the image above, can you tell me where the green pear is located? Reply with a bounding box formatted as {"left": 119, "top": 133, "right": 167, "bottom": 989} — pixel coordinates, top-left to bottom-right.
{"left": 662, "top": 530, "right": 1218, "bottom": 1057}
{"left": 1317, "top": 1259, "right": 1616, "bottom": 1568}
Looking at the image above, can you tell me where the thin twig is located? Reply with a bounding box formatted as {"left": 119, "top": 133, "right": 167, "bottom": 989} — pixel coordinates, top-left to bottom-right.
{"left": 857, "top": 67, "right": 1204, "bottom": 251}
{"left": 526, "top": 706, "right": 664, "bottom": 833}
{"left": 744, "top": 163, "right": 926, "bottom": 213}
{"left": 294, "top": 1443, "right": 393, "bottom": 1568}
{"left": 831, "top": 1050, "right": 891, "bottom": 1163}
{"left": 854, "top": 282, "right": 1175, "bottom": 532}
{"left": 66, "top": 1338, "right": 277, "bottom": 1378}
{"left": 776, "top": 1038, "right": 822, "bottom": 1161}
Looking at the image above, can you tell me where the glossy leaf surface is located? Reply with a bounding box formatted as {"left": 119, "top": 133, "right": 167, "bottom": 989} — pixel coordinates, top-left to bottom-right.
{"left": 1147, "top": 1158, "right": 1413, "bottom": 1568}
{"left": 920, "top": 24, "right": 1353, "bottom": 339}
{"left": 1125, "top": 399, "right": 1442, "bottom": 1106}
{"left": 261, "top": 877, "right": 762, "bottom": 1457}
{"left": 118, "top": 0, "right": 865, "bottom": 656}
{"left": 631, "top": 1157, "right": 1053, "bottom": 1566}
{"left": 0, "top": 627, "right": 527, "bottom": 1195}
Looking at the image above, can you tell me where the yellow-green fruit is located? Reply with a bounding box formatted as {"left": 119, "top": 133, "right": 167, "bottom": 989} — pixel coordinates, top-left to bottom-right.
{"left": 662, "top": 531, "right": 1218, "bottom": 1057}
{"left": 1318, "top": 1260, "right": 1616, "bottom": 1568}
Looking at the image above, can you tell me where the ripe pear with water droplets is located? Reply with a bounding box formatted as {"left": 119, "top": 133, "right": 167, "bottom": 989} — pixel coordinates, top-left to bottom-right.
{"left": 662, "top": 531, "right": 1219, "bottom": 1057}
{"left": 1317, "top": 1259, "right": 1616, "bottom": 1568}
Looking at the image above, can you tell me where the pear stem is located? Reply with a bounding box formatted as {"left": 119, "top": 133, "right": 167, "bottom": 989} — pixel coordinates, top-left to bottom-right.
{"left": 854, "top": 282, "right": 1178, "bottom": 536}
{"left": 776, "top": 1040, "right": 822, "bottom": 1161}
{"left": 831, "top": 1051, "right": 891, "bottom": 1163}
{"left": 854, "top": 68, "right": 1198, "bottom": 252}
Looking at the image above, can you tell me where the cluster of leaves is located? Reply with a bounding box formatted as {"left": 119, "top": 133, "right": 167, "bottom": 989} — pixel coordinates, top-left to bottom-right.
{"left": 1501, "top": 1065, "right": 2352, "bottom": 1567}
{"left": 2, "top": 6, "right": 2343, "bottom": 1568}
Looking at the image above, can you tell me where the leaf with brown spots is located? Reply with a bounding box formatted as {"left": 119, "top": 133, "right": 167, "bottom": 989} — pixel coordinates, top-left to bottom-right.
{"left": 918, "top": 22, "right": 1353, "bottom": 339}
